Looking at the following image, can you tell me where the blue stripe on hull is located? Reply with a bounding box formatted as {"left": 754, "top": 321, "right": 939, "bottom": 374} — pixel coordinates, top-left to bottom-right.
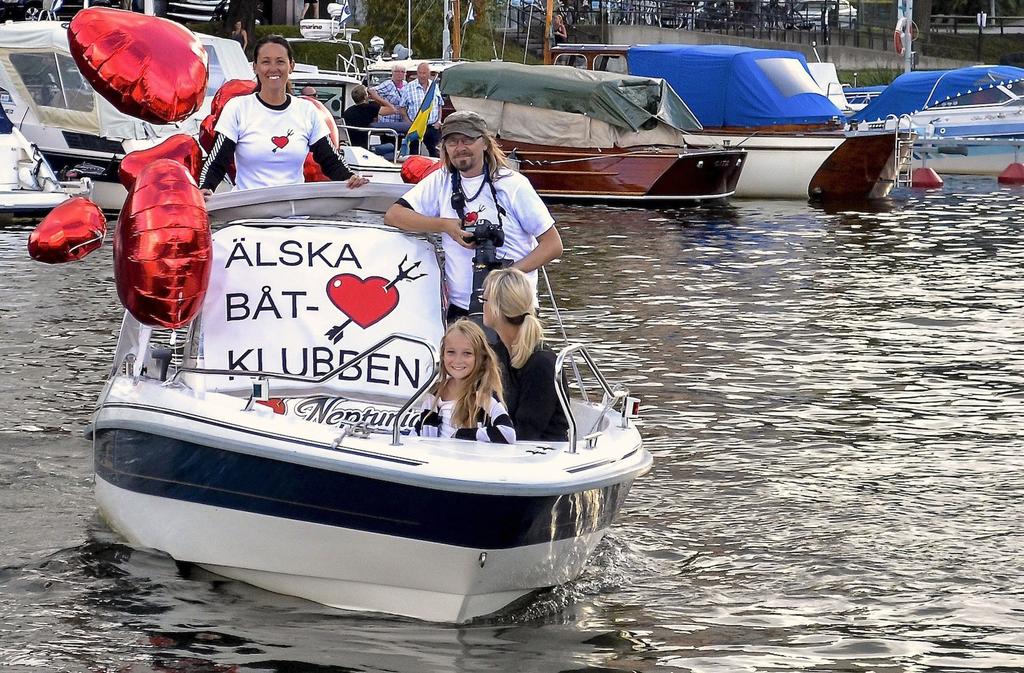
{"left": 94, "top": 429, "right": 632, "bottom": 550}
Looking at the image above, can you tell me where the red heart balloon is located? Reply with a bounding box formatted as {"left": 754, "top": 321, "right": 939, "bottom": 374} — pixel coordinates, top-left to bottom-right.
{"left": 114, "top": 159, "right": 211, "bottom": 329}
{"left": 302, "top": 95, "right": 339, "bottom": 183}
{"left": 326, "top": 274, "right": 400, "bottom": 329}
{"left": 211, "top": 79, "right": 257, "bottom": 119}
{"left": 119, "top": 134, "right": 203, "bottom": 190}
{"left": 27, "top": 197, "right": 107, "bottom": 264}
{"left": 68, "top": 8, "right": 208, "bottom": 124}
{"left": 198, "top": 113, "right": 217, "bottom": 153}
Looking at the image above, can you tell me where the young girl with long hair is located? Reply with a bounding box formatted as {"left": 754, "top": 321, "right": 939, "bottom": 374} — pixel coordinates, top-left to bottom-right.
{"left": 415, "top": 320, "right": 516, "bottom": 444}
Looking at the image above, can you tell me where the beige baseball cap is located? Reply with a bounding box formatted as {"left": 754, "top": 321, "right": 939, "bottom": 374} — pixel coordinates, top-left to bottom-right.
{"left": 441, "top": 110, "right": 490, "bottom": 139}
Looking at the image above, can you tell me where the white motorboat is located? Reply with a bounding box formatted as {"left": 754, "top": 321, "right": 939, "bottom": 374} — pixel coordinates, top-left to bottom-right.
{"left": 852, "top": 65, "right": 1024, "bottom": 176}
{"left": 0, "top": 21, "right": 253, "bottom": 211}
{"left": 0, "top": 99, "right": 90, "bottom": 214}
{"left": 87, "top": 182, "right": 651, "bottom": 623}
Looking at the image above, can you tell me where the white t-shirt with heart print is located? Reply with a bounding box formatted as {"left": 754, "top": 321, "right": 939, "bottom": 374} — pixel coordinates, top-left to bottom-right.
{"left": 400, "top": 167, "right": 555, "bottom": 310}
{"left": 215, "top": 93, "right": 330, "bottom": 192}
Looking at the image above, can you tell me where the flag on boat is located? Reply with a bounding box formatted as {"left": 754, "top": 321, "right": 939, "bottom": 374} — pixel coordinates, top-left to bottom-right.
{"left": 336, "top": 0, "right": 352, "bottom": 25}
{"left": 401, "top": 77, "right": 439, "bottom": 155}
{"left": 464, "top": 1, "right": 475, "bottom": 24}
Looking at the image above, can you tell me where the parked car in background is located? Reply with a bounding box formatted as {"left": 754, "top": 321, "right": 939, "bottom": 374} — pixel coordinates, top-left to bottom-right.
{"left": 790, "top": 0, "right": 856, "bottom": 29}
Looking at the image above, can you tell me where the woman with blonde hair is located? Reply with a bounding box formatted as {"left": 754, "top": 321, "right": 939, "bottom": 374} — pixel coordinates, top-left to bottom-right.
{"left": 415, "top": 320, "right": 516, "bottom": 444}
{"left": 483, "top": 268, "right": 569, "bottom": 442}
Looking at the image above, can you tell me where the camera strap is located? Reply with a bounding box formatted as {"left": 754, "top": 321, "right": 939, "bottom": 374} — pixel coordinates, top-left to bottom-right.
{"left": 450, "top": 159, "right": 506, "bottom": 228}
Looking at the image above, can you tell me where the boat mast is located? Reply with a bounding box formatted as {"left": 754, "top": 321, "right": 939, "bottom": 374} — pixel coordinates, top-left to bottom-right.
{"left": 453, "top": 0, "right": 462, "bottom": 59}
{"left": 543, "top": 0, "right": 553, "bottom": 65}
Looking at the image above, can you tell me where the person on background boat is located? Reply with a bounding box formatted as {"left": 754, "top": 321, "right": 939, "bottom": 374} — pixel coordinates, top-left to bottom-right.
{"left": 343, "top": 85, "right": 397, "bottom": 161}
{"left": 552, "top": 13, "right": 568, "bottom": 45}
{"left": 397, "top": 62, "right": 443, "bottom": 157}
{"left": 415, "top": 320, "right": 516, "bottom": 444}
{"left": 369, "top": 64, "right": 411, "bottom": 139}
{"left": 230, "top": 20, "right": 248, "bottom": 54}
{"left": 482, "top": 268, "right": 569, "bottom": 442}
{"left": 300, "top": 0, "right": 318, "bottom": 20}
{"left": 199, "top": 35, "right": 367, "bottom": 194}
{"left": 383, "top": 110, "right": 563, "bottom": 321}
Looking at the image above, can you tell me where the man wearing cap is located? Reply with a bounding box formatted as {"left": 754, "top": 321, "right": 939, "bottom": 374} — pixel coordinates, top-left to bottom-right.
{"left": 384, "top": 110, "right": 563, "bottom": 321}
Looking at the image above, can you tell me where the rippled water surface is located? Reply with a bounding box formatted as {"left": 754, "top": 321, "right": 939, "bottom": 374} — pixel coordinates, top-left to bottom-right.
{"left": 2, "top": 177, "right": 1023, "bottom": 672}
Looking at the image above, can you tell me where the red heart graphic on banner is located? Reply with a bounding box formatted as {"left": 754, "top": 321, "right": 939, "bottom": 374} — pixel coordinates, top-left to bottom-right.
{"left": 271, "top": 135, "right": 289, "bottom": 149}
{"left": 326, "top": 275, "right": 400, "bottom": 329}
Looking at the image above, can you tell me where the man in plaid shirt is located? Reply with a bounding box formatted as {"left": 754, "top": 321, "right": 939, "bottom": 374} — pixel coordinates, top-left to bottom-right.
{"left": 369, "top": 64, "right": 410, "bottom": 134}
{"left": 399, "top": 62, "right": 443, "bottom": 157}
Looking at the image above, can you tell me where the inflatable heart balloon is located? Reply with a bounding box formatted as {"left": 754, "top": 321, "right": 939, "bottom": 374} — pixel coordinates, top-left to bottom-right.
{"left": 211, "top": 79, "right": 257, "bottom": 119}
{"left": 302, "top": 95, "right": 340, "bottom": 183}
{"left": 68, "top": 8, "right": 208, "bottom": 124}
{"left": 27, "top": 197, "right": 107, "bottom": 263}
{"left": 114, "top": 159, "right": 211, "bottom": 329}
{"left": 119, "top": 134, "right": 203, "bottom": 190}
{"left": 198, "top": 113, "right": 217, "bottom": 152}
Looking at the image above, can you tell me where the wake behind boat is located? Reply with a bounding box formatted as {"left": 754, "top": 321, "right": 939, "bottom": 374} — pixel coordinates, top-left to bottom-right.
{"left": 88, "top": 182, "right": 651, "bottom": 623}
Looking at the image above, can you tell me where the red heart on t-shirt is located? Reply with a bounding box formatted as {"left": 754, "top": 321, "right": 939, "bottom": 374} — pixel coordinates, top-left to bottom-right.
{"left": 326, "top": 274, "right": 400, "bottom": 329}
{"left": 271, "top": 135, "right": 289, "bottom": 149}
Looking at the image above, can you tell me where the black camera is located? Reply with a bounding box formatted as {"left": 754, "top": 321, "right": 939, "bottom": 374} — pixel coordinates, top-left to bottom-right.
{"left": 463, "top": 218, "right": 505, "bottom": 267}
{"left": 463, "top": 218, "right": 512, "bottom": 316}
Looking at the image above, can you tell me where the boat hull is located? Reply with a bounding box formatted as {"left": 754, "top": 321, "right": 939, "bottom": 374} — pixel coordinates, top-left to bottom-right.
{"left": 687, "top": 131, "right": 900, "bottom": 200}
{"left": 93, "top": 425, "right": 637, "bottom": 623}
{"left": 499, "top": 142, "right": 746, "bottom": 202}
{"left": 912, "top": 140, "right": 1024, "bottom": 176}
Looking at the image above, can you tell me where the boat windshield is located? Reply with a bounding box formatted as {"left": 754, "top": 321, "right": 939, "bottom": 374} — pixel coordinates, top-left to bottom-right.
{"left": 931, "top": 86, "right": 1013, "bottom": 109}
{"left": 8, "top": 51, "right": 94, "bottom": 113}
{"left": 755, "top": 57, "right": 824, "bottom": 98}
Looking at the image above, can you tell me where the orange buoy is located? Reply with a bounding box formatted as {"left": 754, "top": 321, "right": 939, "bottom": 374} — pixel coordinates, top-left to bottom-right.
{"left": 911, "top": 167, "right": 943, "bottom": 188}
{"left": 997, "top": 162, "right": 1024, "bottom": 185}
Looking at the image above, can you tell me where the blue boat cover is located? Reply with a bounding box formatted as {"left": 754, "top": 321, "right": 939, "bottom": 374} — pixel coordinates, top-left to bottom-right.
{"left": 627, "top": 44, "right": 842, "bottom": 128}
{"left": 851, "top": 65, "right": 1024, "bottom": 122}
{"left": 0, "top": 105, "right": 12, "bottom": 135}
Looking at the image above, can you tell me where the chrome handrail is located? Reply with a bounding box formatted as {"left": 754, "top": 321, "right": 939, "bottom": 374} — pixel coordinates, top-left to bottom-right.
{"left": 338, "top": 123, "right": 401, "bottom": 163}
{"left": 554, "top": 343, "right": 623, "bottom": 453}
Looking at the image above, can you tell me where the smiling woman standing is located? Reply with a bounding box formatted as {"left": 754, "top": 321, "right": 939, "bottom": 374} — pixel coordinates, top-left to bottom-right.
{"left": 199, "top": 35, "right": 367, "bottom": 193}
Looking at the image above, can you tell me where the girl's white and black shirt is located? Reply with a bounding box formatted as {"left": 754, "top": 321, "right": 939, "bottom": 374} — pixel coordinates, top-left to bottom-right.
{"left": 199, "top": 93, "right": 353, "bottom": 191}
{"left": 414, "top": 393, "right": 516, "bottom": 444}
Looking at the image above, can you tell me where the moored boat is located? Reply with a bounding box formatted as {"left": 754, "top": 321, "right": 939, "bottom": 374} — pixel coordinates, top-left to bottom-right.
{"left": 851, "top": 65, "right": 1024, "bottom": 176}
{"left": 1, "top": 101, "right": 90, "bottom": 214}
{"left": 553, "top": 44, "right": 911, "bottom": 200}
{"left": 87, "top": 182, "right": 652, "bottom": 623}
{"left": 440, "top": 62, "right": 747, "bottom": 203}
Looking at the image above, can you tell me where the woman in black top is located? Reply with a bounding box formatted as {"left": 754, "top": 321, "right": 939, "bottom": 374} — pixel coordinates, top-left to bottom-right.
{"left": 482, "top": 268, "right": 569, "bottom": 442}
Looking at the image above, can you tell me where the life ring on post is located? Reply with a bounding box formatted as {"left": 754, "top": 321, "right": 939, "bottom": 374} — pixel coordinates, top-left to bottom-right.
{"left": 894, "top": 17, "right": 918, "bottom": 56}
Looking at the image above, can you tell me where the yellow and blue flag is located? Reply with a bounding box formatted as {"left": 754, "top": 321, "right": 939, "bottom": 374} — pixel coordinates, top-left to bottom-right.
{"left": 401, "top": 78, "right": 439, "bottom": 155}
